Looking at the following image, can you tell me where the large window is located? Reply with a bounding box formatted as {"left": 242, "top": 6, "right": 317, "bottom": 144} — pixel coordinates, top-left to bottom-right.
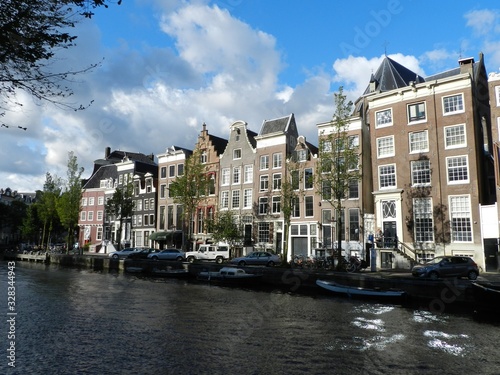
{"left": 377, "top": 136, "right": 395, "bottom": 158}
{"left": 258, "top": 222, "right": 270, "bottom": 243}
{"left": 272, "top": 196, "right": 281, "bottom": 213}
{"left": 375, "top": 108, "right": 393, "bottom": 128}
{"left": 197, "top": 209, "right": 204, "bottom": 233}
{"left": 232, "top": 190, "right": 240, "bottom": 209}
{"left": 292, "top": 197, "right": 300, "bottom": 217}
{"left": 169, "top": 165, "right": 175, "bottom": 177}
{"left": 408, "top": 102, "right": 426, "bottom": 123}
{"left": 221, "top": 168, "right": 230, "bottom": 185}
{"left": 444, "top": 124, "right": 466, "bottom": 149}
{"left": 177, "top": 164, "right": 184, "bottom": 176}
{"left": 305, "top": 196, "right": 314, "bottom": 217}
{"left": 233, "top": 167, "right": 240, "bottom": 184}
{"left": 243, "top": 189, "right": 252, "bottom": 208}
{"left": 220, "top": 191, "right": 229, "bottom": 208}
{"left": 260, "top": 155, "right": 269, "bottom": 170}
{"left": 259, "top": 197, "right": 268, "bottom": 215}
{"left": 414, "top": 198, "right": 434, "bottom": 242}
{"left": 411, "top": 160, "right": 431, "bottom": 186}
{"left": 447, "top": 156, "right": 469, "bottom": 184}
{"left": 443, "top": 94, "right": 464, "bottom": 115}
{"left": 409, "top": 130, "right": 429, "bottom": 153}
{"left": 450, "top": 195, "right": 472, "bottom": 242}
{"left": 260, "top": 175, "right": 269, "bottom": 191}
{"left": 379, "top": 164, "right": 396, "bottom": 189}
{"left": 304, "top": 168, "right": 313, "bottom": 189}
{"left": 348, "top": 179, "right": 359, "bottom": 199}
{"left": 273, "top": 153, "right": 282, "bottom": 168}
{"left": 349, "top": 208, "right": 359, "bottom": 241}
{"left": 273, "top": 173, "right": 282, "bottom": 190}
{"left": 233, "top": 149, "right": 242, "bottom": 159}
{"left": 244, "top": 165, "right": 253, "bottom": 183}
{"left": 160, "top": 167, "right": 167, "bottom": 179}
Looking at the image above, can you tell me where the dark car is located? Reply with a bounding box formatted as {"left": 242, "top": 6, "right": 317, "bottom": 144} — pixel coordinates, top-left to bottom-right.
{"left": 411, "top": 256, "right": 479, "bottom": 280}
{"left": 230, "top": 251, "right": 280, "bottom": 267}
{"left": 147, "top": 249, "right": 185, "bottom": 261}
{"left": 127, "top": 248, "right": 159, "bottom": 260}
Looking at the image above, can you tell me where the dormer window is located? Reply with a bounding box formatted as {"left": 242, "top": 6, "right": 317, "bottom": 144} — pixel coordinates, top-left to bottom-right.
{"left": 233, "top": 149, "right": 242, "bottom": 159}
{"left": 296, "top": 149, "right": 308, "bottom": 162}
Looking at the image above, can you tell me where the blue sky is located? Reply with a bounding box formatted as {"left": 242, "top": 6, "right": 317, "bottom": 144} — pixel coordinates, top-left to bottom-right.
{"left": 3, "top": 0, "right": 500, "bottom": 192}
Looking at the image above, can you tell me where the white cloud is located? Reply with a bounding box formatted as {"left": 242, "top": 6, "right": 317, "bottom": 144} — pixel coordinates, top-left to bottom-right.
{"left": 465, "top": 9, "right": 498, "bottom": 36}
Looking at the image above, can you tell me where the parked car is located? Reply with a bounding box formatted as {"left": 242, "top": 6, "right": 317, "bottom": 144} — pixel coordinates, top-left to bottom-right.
{"left": 411, "top": 256, "right": 479, "bottom": 280}
{"left": 230, "top": 251, "right": 280, "bottom": 267}
{"left": 109, "top": 247, "right": 141, "bottom": 260}
{"left": 147, "top": 249, "right": 185, "bottom": 261}
{"left": 127, "top": 248, "right": 159, "bottom": 260}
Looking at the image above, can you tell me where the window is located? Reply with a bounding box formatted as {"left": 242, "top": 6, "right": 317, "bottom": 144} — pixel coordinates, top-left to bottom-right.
{"left": 291, "top": 170, "right": 299, "bottom": 190}
{"left": 259, "top": 197, "right": 268, "bottom": 215}
{"left": 243, "top": 189, "right": 252, "bottom": 208}
{"left": 149, "top": 198, "right": 154, "bottom": 210}
{"left": 496, "top": 86, "right": 500, "bottom": 107}
{"left": 233, "top": 167, "right": 240, "bottom": 184}
{"left": 349, "top": 208, "right": 360, "bottom": 241}
{"left": 348, "top": 179, "right": 359, "bottom": 199}
{"left": 379, "top": 164, "right": 396, "bottom": 189}
{"left": 80, "top": 211, "right": 86, "bottom": 221}
{"left": 232, "top": 190, "right": 240, "bottom": 209}
{"left": 144, "top": 214, "right": 149, "bottom": 226}
{"left": 296, "top": 149, "right": 307, "bottom": 162}
{"left": 160, "top": 166, "right": 167, "bottom": 178}
{"left": 450, "top": 195, "right": 472, "bottom": 242}
{"left": 233, "top": 148, "right": 242, "bottom": 159}
{"left": 98, "top": 196, "right": 104, "bottom": 205}
{"left": 258, "top": 222, "right": 270, "bottom": 243}
{"left": 375, "top": 108, "right": 393, "bottom": 127}
{"left": 349, "top": 135, "right": 360, "bottom": 149}
{"left": 169, "top": 165, "right": 175, "bottom": 177}
{"left": 305, "top": 196, "right": 314, "bottom": 217}
{"left": 200, "top": 151, "right": 207, "bottom": 164}
{"left": 260, "top": 175, "right": 269, "bottom": 191}
{"left": 221, "top": 168, "right": 230, "bottom": 185}
{"left": 167, "top": 205, "right": 173, "bottom": 228}
{"left": 409, "top": 131, "right": 429, "bottom": 153}
{"left": 244, "top": 165, "right": 253, "bottom": 183}
{"left": 208, "top": 175, "right": 215, "bottom": 195}
{"left": 272, "top": 196, "right": 281, "bottom": 213}
{"left": 322, "top": 180, "right": 332, "bottom": 200}
{"left": 82, "top": 198, "right": 87, "bottom": 206}
{"left": 414, "top": 198, "right": 434, "bottom": 242}
{"left": 144, "top": 199, "right": 149, "bottom": 211}
{"left": 96, "top": 227, "right": 103, "bottom": 241}
{"left": 220, "top": 191, "right": 229, "bottom": 208}
{"left": 168, "top": 183, "right": 173, "bottom": 198}
{"left": 88, "top": 211, "right": 94, "bottom": 221}
{"left": 447, "top": 156, "right": 469, "bottom": 184}
{"left": 304, "top": 168, "right": 313, "bottom": 189}
{"left": 445, "top": 124, "right": 466, "bottom": 149}
{"left": 273, "top": 153, "right": 282, "bottom": 168}
{"left": 88, "top": 197, "right": 95, "bottom": 206}
{"left": 177, "top": 164, "right": 184, "bottom": 176}
{"left": 411, "top": 160, "right": 431, "bottom": 186}
{"left": 136, "top": 200, "right": 142, "bottom": 211}
{"left": 377, "top": 136, "right": 395, "bottom": 158}
{"left": 273, "top": 173, "right": 282, "bottom": 190}
{"left": 97, "top": 211, "right": 103, "bottom": 221}
{"left": 292, "top": 197, "right": 300, "bottom": 217}
{"left": 260, "top": 155, "right": 269, "bottom": 170}
{"left": 408, "top": 102, "right": 426, "bottom": 123}
{"left": 443, "top": 94, "right": 464, "bottom": 114}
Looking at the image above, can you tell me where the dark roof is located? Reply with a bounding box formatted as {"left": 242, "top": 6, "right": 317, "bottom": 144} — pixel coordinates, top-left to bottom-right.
{"left": 246, "top": 129, "right": 258, "bottom": 148}
{"left": 206, "top": 134, "right": 228, "bottom": 155}
{"left": 83, "top": 164, "right": 117, "bottom": 189}
{"left": 363, "top": 56, "right": 424, "bottom": 95}
{"left": 259, "top": 114, "right": 298, "bottom": 138}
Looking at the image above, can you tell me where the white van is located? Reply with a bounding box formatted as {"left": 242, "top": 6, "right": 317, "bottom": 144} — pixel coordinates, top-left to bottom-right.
{"left": 185, "top": 244, "right": 230, "bottom": 264}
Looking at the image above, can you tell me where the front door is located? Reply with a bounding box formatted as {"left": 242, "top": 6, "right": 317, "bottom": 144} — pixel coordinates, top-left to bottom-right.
{"left": 484, "top": 238, "right": 499, "bottom": 272}
{"left": 383, "top": 221, "right": 397, "bottom": 248}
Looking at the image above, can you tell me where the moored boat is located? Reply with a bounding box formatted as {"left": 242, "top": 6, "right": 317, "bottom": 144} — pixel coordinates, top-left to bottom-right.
{"left": 316, "top": 279, "right": 406, "bottom": 298}
{"left": 148, "top": 267, "right": 190, "bottom": 278}
{"left": 198, "top": 267, "right": 263, "bottom": 285}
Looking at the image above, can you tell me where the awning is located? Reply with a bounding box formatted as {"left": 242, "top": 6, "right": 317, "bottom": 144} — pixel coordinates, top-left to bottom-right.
{"left": 148, "top": 231, "right": 174, "bottom": 241}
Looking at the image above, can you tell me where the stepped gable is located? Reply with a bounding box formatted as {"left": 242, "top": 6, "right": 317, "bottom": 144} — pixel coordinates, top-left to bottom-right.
{"left": 207, "top": 133, "right": 228, "bottom": 155}
{"left": 363, "top": 56, "right": 424, "bottom": 94}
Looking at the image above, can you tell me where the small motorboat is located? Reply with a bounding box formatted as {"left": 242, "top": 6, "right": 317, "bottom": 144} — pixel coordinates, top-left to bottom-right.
{"left": 148, "top": 267, "right": 190, "bottom": 278}
{"left": 198, "top": 267, "right": 263, "bottom": 285}
{"left": 316, "top": 279, "right": 406, "bottom": 298}
{"left": 471, "top": 281, "right": 500, "bottom": 314}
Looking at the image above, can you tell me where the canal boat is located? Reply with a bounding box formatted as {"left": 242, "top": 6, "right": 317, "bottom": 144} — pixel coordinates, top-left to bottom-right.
{"left": 316, "top": 279, "right": 406, "bottom": 298}
{"left": 198, "top": 267, "right": 263, "bottom": 285}
{"left": 471, "top": 281, "right": 500, "bottom": 314}
{"left": 149, "top": 267, "right": 190, "bottom": 278}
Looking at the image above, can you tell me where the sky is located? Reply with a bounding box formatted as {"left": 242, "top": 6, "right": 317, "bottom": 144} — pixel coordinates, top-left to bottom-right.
{"left": 3, "top": 0, "right": 500, "bottom": 193}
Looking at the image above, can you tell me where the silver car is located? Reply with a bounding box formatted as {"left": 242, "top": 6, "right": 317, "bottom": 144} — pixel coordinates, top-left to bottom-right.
{"left": 230, "top": 251, "right": 281, "bottom": 267}
{"left": 147, "top": 248, "right": 185, "bottom": 261}
{"left": 108, "top": 247, "right": 141, "bottom": 260}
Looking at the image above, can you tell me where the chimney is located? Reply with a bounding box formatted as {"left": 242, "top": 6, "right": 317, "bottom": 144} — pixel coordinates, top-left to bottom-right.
{"left": 458, "top": 57, "right": 475, "bottom": 74}
{"left": 105, "top": 146, "right": 111, "bottom": 159}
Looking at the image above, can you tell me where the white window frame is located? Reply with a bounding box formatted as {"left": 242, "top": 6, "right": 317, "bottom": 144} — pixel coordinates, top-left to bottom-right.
{"left": 495, "top": 86, "right": 500, "bottom": 107}
{"left": 444, "top": 124, "right": 466, "bottom": 149}
{"left": 273, "top": 153, "right": 282, "bottom": 168}
{"left": 442, "top": 93, "right": 464, "bottom": 115}
{"left": 98, "top": 196, "right": 104, "bottom": 206}
{"left": 220, "top": 191, "right": 229, "bottom": 209}
{"left": 233, "top": 148, "right": 242, "bottom": 160}
{"left": 413, "top": 197, "right": 434, "bottom": 243}
{"left": 260, "top": 175, "right": 269, "bottom": 191}
{"left": 232, "top": 167, "right": 241, "bottom": 185}
{"left": 221, "top": 168, "right": 230, "bottom": 186}
{"left": 446, "top": 155, "right": 469, "bottom": 184}
{"left": 379, "top": 164, "right": 396, "bottom": 189}
{"left": 409, "top": 130, "right": 429, "bottom": 153}
{"left": 272, "top": 173, "right": 281, "bottom": 190}
{"left": 411, "top": 159, "right": 431, "bottom": 186}
{"left": 377, "top": 136, "right": 395, "bottom": 158}
{"left": 449, "top": 195, "right": 473, "bottom": 243}
{"left": 231, "top": 190, "right": 240, "bottom": 209}
{"left": 244, "top": 165, "right": 253, "bottom": 183}
{"left": 260, "top": 155, "right": 269, "bottom": 170}
{"left": 408, "top": 102, "right": 426, "bottom": 124}
{"left": 243, "top": 189, "right": 252, "bottom": 208}
{"left": 272, "top": 196, "right": 281, "bottom": 213}
{"left": 375, "top": 108, "right": 393, "bottom": 128}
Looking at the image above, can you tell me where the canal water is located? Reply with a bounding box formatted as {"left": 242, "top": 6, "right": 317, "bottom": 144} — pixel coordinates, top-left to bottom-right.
{"left": 1, "top": 262, "right": 499, "bottom": 375}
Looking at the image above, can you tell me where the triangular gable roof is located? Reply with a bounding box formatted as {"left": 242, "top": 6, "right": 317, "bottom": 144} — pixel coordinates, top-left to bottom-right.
{"left": 363, "top": 56, "right": 424, "bottom": 94}
{"left": 258, "top": 113, "right": 298, "bottom": 138}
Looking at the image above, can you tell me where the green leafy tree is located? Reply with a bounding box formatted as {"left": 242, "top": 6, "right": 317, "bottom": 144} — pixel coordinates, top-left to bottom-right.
{"left": 105, "top": 182, "right": 134, "bottom": 251}
{"left": 0, "top": 200, "right": 27, "bottom": 246}
{"left": 21, "top": 204, "right": 39, "bottom": 245}
{"left": 38, "top": 173, "right": 62, "bottom": 249}
{"left": 0, "top": 0, "right": 119, "bottom": 119}
{"left": 169, "top": 149, "right": 212, "bottom": 250}
{"left": 56, "top": 152, "right": 84, "bottom": 252}
{"left": 208, "top": 210, "right": 244, "bottom": 257}
{"left": 315, "top": 87, "right": 361, "bottom": 269}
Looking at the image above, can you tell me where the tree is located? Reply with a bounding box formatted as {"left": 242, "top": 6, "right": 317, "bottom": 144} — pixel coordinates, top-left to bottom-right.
{"left": 0, "top": 0, "right": 118, "bottom": 120}
{"left": 105, "top": 182, "right": 134, "bottom": 251}
{"left": 38, "top": 173, "right": 62, "bottom": 249}
{"left": 169, "top": 149, "right": 212, "bottom": 251}
{"left": 208, "top": 210, "right": 244, "bottom": 257}
{"left": 56, "top": 152, "right": 84, "bottom": 252}
{"left": 315, "top": 87, "right": 361, "bottom": 269}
